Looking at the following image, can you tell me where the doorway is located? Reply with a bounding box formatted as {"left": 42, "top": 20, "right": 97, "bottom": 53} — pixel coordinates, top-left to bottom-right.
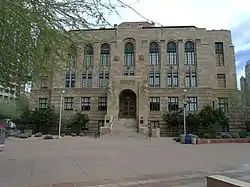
{"left": 119, "top": 89, "right": 136, "bottom": 118}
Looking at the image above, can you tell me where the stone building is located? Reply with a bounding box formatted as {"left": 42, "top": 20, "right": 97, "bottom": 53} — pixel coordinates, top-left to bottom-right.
{"left": 240, "top": 60, "right": 250, "bottom": 106}
{"left": 30, "top": 21, "right": 238, "bottom": 136}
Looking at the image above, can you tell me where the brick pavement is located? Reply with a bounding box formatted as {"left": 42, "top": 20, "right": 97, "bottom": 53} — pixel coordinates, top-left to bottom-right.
{"left": 1, "top": 137, "right": 250, "bottom": 187}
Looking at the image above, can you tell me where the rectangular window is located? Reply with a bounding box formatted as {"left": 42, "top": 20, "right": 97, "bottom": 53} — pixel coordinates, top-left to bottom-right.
{"left": 100, "top": 54, "right": 110, "bottom": 66}
{"left": 39, "top": 98, "right": 47, "bottom": 109}
{"left": 217, "top": 74, "right": 226, "bottom": 88}
{"left": 84, "top": 54, "right": 93, "bottom": 67}
{"left": 64, "top": 97, "right": 73, "bottom": 110}
{"left": 82, "top": 72, "right": 92, "bottom": 88}
{"left": 98, "top": 120, "right": 105, "bottom": 127}
{"left": 149, "top": 72, "right": 160, "bottom": 87}
{"left": 150, "top": 121, "right": 160, "bottom": 129}
{"left": 186, "top": 97, "right": 197, "bottom": 111}
{"left": 149, "top": 97, "right": 160, "bottom": 111}
{"left": 215, "top": 42, "right": 224, "bottom": 66}
{"left": 185, "top": 71, "right": 197, "bottom": 87}
{"left": 40, "top": 76, "right": 48, "bottom": 88}
{"left": 149, "top": 53, "right": 159, "bottom": 65}
{"left": 184, "top": 52, "right": 195, "bottom": 65}
{"left": 98, "top": 97, "right": 107, "bottom": 111}
{"left": 123, "top": 70, "right": 135, "bottom": 76}
{"left": 124, "top": 54, "right": 134, "bottom": 66}
{"left": 167, "top": 72, "right": 178, "bottom": 87}
{"left": 99, "top": 72, "right": 109, "bottom": 88}
{"left": 167, "top": 52, "right": 177, "bottom": 65}
{"left": 81, "top": 97, "right": 91, "bottom": 111}
{"left": 65, "top": 73, "right": 75, "bottom": 88}
{"left": 168, "top": 97, "right": 179, "bottom": 111}
{"left": 68, "top": 54, "right": 76, "bottom": 68}
{"left": 218, "top": 98, "right": 228, "bottom": 112}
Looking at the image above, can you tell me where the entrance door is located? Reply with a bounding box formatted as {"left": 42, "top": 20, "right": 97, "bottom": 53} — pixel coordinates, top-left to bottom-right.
{"left": 119, "top": 89, "right": 136, "bottom": 118}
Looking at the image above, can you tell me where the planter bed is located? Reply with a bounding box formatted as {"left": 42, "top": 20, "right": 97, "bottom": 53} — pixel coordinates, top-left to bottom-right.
{"left": 197, "top": 138, "right": 250, "bottom": 144}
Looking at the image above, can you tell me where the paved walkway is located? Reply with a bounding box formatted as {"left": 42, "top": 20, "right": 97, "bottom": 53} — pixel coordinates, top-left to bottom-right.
{"left": 1, "top": 137, "right": 250, "bottom": 187}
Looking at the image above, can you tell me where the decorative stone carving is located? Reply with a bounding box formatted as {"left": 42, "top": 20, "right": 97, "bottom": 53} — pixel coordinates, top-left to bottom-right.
{"left": 107, "top": 81, "right": 117, "bottom": 109}
{"left": 120, "top": 80, "right": 135, "bottom": 84}
{"left": 113, "top": 56, "right": 119, "bottom": 61}
{"left": 139, "top": 55, "right": 144, "bottom": 61}
{"left": 141, "top": 80, "right": 148, "bottom": 94}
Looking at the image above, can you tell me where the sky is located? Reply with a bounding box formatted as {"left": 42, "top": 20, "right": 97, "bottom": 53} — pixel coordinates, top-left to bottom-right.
{"left": 109, "top": 0, "right": 250, "bottom": 89}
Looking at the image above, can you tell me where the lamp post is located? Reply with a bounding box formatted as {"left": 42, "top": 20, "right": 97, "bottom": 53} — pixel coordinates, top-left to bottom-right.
{"left": 183, "top": 89, "right": 187, "bottom": 135}
{"left": 58, "top": 89, "right": 65, "bottom": 139}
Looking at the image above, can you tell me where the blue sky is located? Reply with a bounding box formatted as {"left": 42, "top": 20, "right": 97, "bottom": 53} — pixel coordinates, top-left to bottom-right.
{"left": 108, "top": 0, "right": 250, "bottom": 88}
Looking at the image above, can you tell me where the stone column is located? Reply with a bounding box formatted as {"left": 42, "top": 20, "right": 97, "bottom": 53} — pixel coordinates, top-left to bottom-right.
{"left": 160, "top": 40, "right": 166, "bottom": 87}
{"left": 178, "top": 39, "right": 184, "bottom": 88}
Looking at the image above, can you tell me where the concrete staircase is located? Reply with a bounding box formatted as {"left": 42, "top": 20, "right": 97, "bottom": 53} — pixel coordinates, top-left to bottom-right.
{"left": 110, "top": 118, "right": 142, "bottom": 138}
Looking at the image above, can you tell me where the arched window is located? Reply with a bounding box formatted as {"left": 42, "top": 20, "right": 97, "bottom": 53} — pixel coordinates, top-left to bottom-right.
{"left": 100, "top": 43, "right": 110, "bottom": 66}
{"left": 84, "top": 44, "right": 93, "bottom": 67}
{"left": 167, "top": 42, "right": 177, "bottom": 65}
{"left": 124, "top": 42, "right": 135, "bottom": 66}
{"left": 184, "top": 41, "right": 195, "bottom": 65}
{"left": 149, "top": 42, "right": 159, "bottom": 65}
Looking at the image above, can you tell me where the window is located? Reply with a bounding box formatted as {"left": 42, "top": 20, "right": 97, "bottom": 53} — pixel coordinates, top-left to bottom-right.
{"left": 64, "top": 97, "right": 73, "bottom": 110}
{"left": 65, "top": 73, "right": 75, "bottom": 88}
{"left": 123, "top": 69, "right": 134, "bottom": 76}
{"left": 84, "top": 44, "right": 93, "bottom": 67}
{"left": 67, "top": 54, "right": 76, "bottom": 69}
{"left": 40, "top": 76, "right": 48, "bottom": 88}
{"left": 184, "top": 41, "right": 195, "bottom": 65}
{"left": 168, "top": 97, "right": 179, "bottom": 111}
{"left": 149, "top": 42, "right": 160, "bottom": 65}
{"left": 215, "top": 42, "right": 224, "bottom": 66}
{"left": 82, "top": 72, "right": 92, "bottom": 88}
{"left": 98, "top": 97, "right": 107, "bottom": 111}
{"left": 4, "top": 96, "right": 8, "bottom": 100}
{"left": 167, "top": 42, "right": 177, "bottom": 65}
{"left": 98, "top": 120, "right": 105, "bottom": 127}
{"left": 186, "top": 97, "right": 197, "bottom": 111}
{"left": 218, "top": 98, "right": 228, "bottom": 112}
{"left": 39, "top": 98, "right": 47, "bottom": 109}
{"left": 100, "top": 43, "right": 110, "bottom": 66}
{"left": 185, "top": 71, "right": 197, "bottom": 87}
{"left": 99, "top": 72, "right": 109, "bottom": 87}
{"left": 149, "top": 97, "right": 160, "bottom": 111}
{"left": 149, "top": 72, "right": 160, "bottom": 87}
{"left": 124, "top": 42, "right": 135, "bottom": 66}
{"left": 217, "top": 74, "right": 226, "bottom": 88}
{"left": 81, "top": 97, "right": 91, "bottom": 111}
{"left": 150, "top": 121, "right": 160, "bottom": 129}
{"left": 167, "top": 72, "right": 178, "bottom": 87}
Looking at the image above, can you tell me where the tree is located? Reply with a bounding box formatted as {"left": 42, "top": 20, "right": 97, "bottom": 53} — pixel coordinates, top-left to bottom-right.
{"left": 70, "top": 112, "right": 89, "bottom": 134}
{"left": 13, "top": 106, "right": 32, "bottom": 133}
{"left": 0, "top": 0, "right": 131, "bottom": 92}
{"left": 29, "top": 106, "right": 58, "bottom": 133}
{"left": 163, "top": 111, "right": 183, "bottom": 133}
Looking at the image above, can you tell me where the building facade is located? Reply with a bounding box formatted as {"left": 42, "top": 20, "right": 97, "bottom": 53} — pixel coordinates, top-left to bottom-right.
{"left": 0, "top": 86, "right": 16, "bottom": 101}
{"left": 240, "top": 60, "right": 250, "bottom": 106}
{"left": 30, "top": 22, "right": 237, "bottom": 136}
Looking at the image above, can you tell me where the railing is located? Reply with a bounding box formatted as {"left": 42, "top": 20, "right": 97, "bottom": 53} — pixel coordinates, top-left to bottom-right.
{"left": 109, "top": 116, "right": 116, "bottom": 134}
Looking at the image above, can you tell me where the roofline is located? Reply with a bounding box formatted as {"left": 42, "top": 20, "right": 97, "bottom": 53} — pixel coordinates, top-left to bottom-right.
{"left": 69, "top": 25, "right": 197, "bottom": 32}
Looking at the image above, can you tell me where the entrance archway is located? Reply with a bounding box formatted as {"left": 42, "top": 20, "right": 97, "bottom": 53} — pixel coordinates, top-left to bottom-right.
{"left": 119, "top": 89, "right": 136, "bottom": 118}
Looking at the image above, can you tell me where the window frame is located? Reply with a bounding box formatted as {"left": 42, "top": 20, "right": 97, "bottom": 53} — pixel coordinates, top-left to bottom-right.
{"left": 167, "top": 41, "right": 177, "bottom": 65}
{"left": 186, "top": 97, "right": 197, "bottom": 112}
{"left": 149, "top": 72, "right": 160, "bottom": 87}
{"left": 81, "top": 97, "right": 91, "bottom": 111}
{"left": 99, "top": 72, "right": 109, "bottom": 88}
{"left": 98, "top": 97, "right": 107, "bottom": 111}
{"left": 149, "top": 42, "right": 160, "bottom": 65}
{"left": 124, "top": 42, "right": 135, "bottom": 67}
{"left": 168, "top": 97, "right": 179, "bottom": 111}
{"left": 100, "top": 43, "right": 110, "bottom": 66}
{"left": 39, "top": 98, "right": 48, "bottom": 109}
{"left": 217, "top": 74, "right": 226, "bottom": 88}
{"left": 64, "top": 97, "right": 74, "bottom": 110}
{"left": 218, "top": 98, "right": 228, "bottom": 112}
{"left": 82, "top": 71, "right": 92, "bottom": 88}
{"left": 149, "top": 97, "right": 160, "bottom": 111}
{"left": 167, "top": 72, "right": 178, "bottom": 87}
{"left": 150, "top": 121, "right": 160, "bottom": 129}
{"left": 65, "top": 73, "right": 76, "bottom": 88}
{"left": 84, "top": 44, "right": 94, "bottom": 67}
{"left": 184, "top": 41, "right": 196, "bottom": 65}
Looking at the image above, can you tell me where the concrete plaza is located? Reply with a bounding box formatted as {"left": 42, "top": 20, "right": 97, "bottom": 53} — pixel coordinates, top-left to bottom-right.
{"left": 1, "top": 136, "right": 250, "bottom": 187}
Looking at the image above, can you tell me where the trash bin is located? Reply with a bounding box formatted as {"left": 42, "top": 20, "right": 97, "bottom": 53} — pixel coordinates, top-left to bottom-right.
{"left": 185, "top": 134, "right": 191, "bottom": 144}
{"left": 0, "top": 122, "right": 5, "bottom": 152}
{"left": 180, "top": 134, "right": 186, "bottom": 144}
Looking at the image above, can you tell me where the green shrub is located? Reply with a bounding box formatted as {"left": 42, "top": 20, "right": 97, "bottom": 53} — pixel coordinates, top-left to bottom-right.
{"left": 190, "top": 134, "right": 199, "bottom": 138}
{"left": 221, "top": 133, "right": 232, "bottom": 139}
{"left": 246, "top": 132, "right": 250, "bottom": 137}
{"left": 71, "top": 133, "right": 77, "bottom": 137}
{"left": 204, "top": 133, "right": 216, "bottom": 139}
{"left": 44, "top": 134, "right": 53, "bottom": 139}
{"left": 230, "top": 133, "right": 240, "bottom": 139}
{"left": 79, "top": 132, "right": 85, "bottom": 137}
{"left": 216, "top": 135, "right": 222, "bottom": 139}
{"left": 239, "top": 132, "right": 247, "bottom": 138}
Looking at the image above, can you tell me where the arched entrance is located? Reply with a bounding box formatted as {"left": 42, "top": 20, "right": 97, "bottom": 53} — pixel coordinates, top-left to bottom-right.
{"left": 119, "top": 89, "right": 136, "bottom": 118}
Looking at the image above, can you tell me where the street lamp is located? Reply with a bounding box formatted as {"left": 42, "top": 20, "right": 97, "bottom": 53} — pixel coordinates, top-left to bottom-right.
{"left": 183, "top": 89, "right": 187, "bottom": 135}
{"left": 58, "top": 89, "right": 65, "bottom": 139}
